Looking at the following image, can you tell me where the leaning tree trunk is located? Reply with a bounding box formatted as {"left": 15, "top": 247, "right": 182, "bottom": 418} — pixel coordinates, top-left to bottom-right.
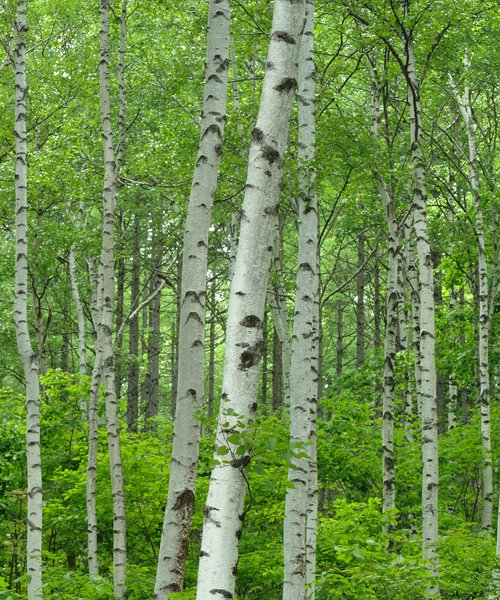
{"left": 13, "top": 2, "right": 43, "bottom": 597}
{"left": 405, "top": 27, "right": 439, "bottom": 591}
{"left": 283, "top": 1, "right": 319, "bottom": 597}
{"left": 154, "top": 1, "right": 230, "bottom": 596}
{"left": 98, "top": 1, "right": 127, "bottom": 596}
{"left": 449, "top": 70, "right": 493, "bottom": 531}
{"left": 196, "top": 2, "right": 305, "bottom": 598}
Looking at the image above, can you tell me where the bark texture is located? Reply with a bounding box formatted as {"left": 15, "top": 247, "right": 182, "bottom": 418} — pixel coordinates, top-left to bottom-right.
{"left": 449, "top": 71, "right": 493, "bottom": 530}
{"left": 196, "top": 2, "right": 305, "bottom": 597}
{"left": 405, "top": 24, "right": 439, "bottom": 590}
{"left": 154, "top": 1, "right": 230, "bottom": 596}
{"left": 13, "top": 2, "right": 43, "bottom": 597}
{"left": 283, "top": 0, "right": 318, "bottom": 597}
{"left": 99, "top": 1, "right": 127, "bottom": 595}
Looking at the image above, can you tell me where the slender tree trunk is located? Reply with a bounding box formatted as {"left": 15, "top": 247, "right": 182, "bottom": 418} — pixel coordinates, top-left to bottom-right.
{"left": 154, "top": 2, "right": 230, "bottom": 596}
{"left": 114, "top": 230, "right": 125, "bottom": 401}
{"left": 69, "top": 248, "right": 87, "bottom": 377}
{"left": 98, "top": 1, "right": 127, "bottom": 595}
{"left": 208, "top": 277, "right": 217, "bottom": 419}
{"left": 267, "top": 217, "right": 291, "bottom": 407}
{"left": 144, "top": 265, "right": 162, "bottom": 430}
{"left": 356, "top": 228, "right": 365, "bottom": 367}
{"left": 127, "top": 214, "right": 141, "bottom": 433}
{"left": 407, "top": 225, "right": 422, "bottom": 416}
{"left": 261, "top": 308, "right": 269, "bottom": 414}
{"left": 197, "top": 3, "right": 305, "bottom": 597}
{"left": 336, "top": 300, "right": 343, "bottom": 378}
{"left": 272, "top": 324, "right": 283, "bottom": 412}
{"left": 405, "top": 24, "right": 439, "bottom": 590}
{"left": 283, "top": 1, "right": 319, "bottom": 596}
{"left": 13, "top": 3, "right": 43, "bottom": 597}
{"left": 368, "top": 59, "right": 398, "bottom": 520}
{"left": 449, "top": 71, "right": 493, "bottom": 531}
{"left": 373, "top": 249, "right": 382, "bottom": 350}
{"left": 447, "top": 291, "right": 458, "bottom": 430}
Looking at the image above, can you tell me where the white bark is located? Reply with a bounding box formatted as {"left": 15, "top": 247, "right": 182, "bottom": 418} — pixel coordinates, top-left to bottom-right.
{"left": 367, "top": 57, "right": 399, "bottom": 520}
{"left": 492, "top": 496, "right": 500, "bottom": 597}
{"left": 283, "top": 1, "right": 318, "bottom": 597}
{"left": 13, "top": 2, "right": 43, "bottom": 597}
{"left": 449, "top": 71, "right": 493, "bottom": 531}
{"left": 447, "top": 290, "right": 458, "bottom": 431}
{"left": 405, "top": 30, "right": 439, "bottom": 589}
{"left": 154, "top": 1, "right": 230, "bottom": 596}
{"left": 196, "top": 2, "right": 305, "bottom": 597}
{"left": 98, "top": 1, "right": 127, "bottom": 596}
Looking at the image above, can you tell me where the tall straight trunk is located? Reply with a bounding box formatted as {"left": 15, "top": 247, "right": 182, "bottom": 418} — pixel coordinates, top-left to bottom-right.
{"left": 368, "top": 61, "right": 398, "bottom": 520}
{"left": 114, "top": 233, "right": 125, "bottom": 400}
{"left": 143, "top": 266, "right": 162, "bottom": 429}
{"left": 373, "top": 249, "right": 382, "bottom": 350}
{"left": 208, "top": 277, "right": 217, "bottom": 419}
{"left": 13, "top": 3, "right": 43, "bottom": 597}
{"left": 98, "top": 1, "right": 127, "bottom": 596}
{"left": 261, "top": 308, "right": 268, "bottom": 413}
{"left": 356, "top": 228, "right": 365, "bottom": 367}
{"left": 336, "top": 300, "right": 343, "bottom": 378}
{"left": 283, "top": 1, "right": 319, "bottom": 597}
{"left": 267, "top": 216, "right": 291, "bottom": 407}
{"left": 492, "top": 495, "right": 500, "bottom": 598}
{"left": 399, "top": 254, "right": 414, "bottom": 442}
{"left": 272, "top": 324, "right": 283, "bottom": 411}
{"left": 127, "top": 214, "right": 141, "bottom": 433}
{"left": 87, "top": 310, "right": 102, "bottom": 576}
{"left": 404, "top": 22, "right": 439, "bottom": 588}
{"left": 154, "top": 2, "right": 230, "bottom": 596}
{"left": 407, "top": 224, "right": 422, "bottom": 416}
{"left": 449, "top": 71, "right": 493, "bottom": 530}
{"left": 447, "top": 289, "right": 458, "bottom": 431}
{"left": 197, "top": 2, "right": 305, "bottom": 597}
{"left": 69, "top": 248, "right": 87, "bottom": 377}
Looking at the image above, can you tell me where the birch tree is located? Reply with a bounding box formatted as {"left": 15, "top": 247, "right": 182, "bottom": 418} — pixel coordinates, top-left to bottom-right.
{"left": 449, "top": 67, "right": 493, "bottom": 530}
{"left": 98, "top": 0, "right": 127, "bottom": 596}
{"left": 154, "top": 0, "right": 230, "bottom": 596}
{"left": 283, "top": 0, "right": 319, "bottom": 597}
{"left": 402, "top": 10, "right": 440, "bottom": 588}
{"left": 13, "top": 1, "right": 43, "bottom": 597}
{"left": 367, "top": 54, "right": 399, "bottom": 521}
{"left": 196, "top": 1, "right": 305, "bottom": 597}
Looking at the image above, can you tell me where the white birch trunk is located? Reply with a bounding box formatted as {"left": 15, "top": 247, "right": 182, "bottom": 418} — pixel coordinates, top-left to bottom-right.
{"left": 491, "top": 497, "right": 500, "bottom": 598}
{"left": 196, "top": 2, "right": 305, "bottom": 597}
{"left": 449, "top": 71, "right": 493, "bottom": 530}
{"left": 447, "top": 290, "right": 458, "bottom": 431}
{"left": 284, "top": 1, "right": 318, "bottom": 597}
{"left": 98, "top": 2, "right": 127, "bottom": 596}
{"left": 154, "top": 1, "right": 230, "bottom": 596}
{"left": 13, "top": 2, "right": 43, "bottom": 597}
{"left": 367, "top": 58, "right": 398, "bottom": 519}
{"left": 405, "top": 33, "right": 439, "bottom": 590}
